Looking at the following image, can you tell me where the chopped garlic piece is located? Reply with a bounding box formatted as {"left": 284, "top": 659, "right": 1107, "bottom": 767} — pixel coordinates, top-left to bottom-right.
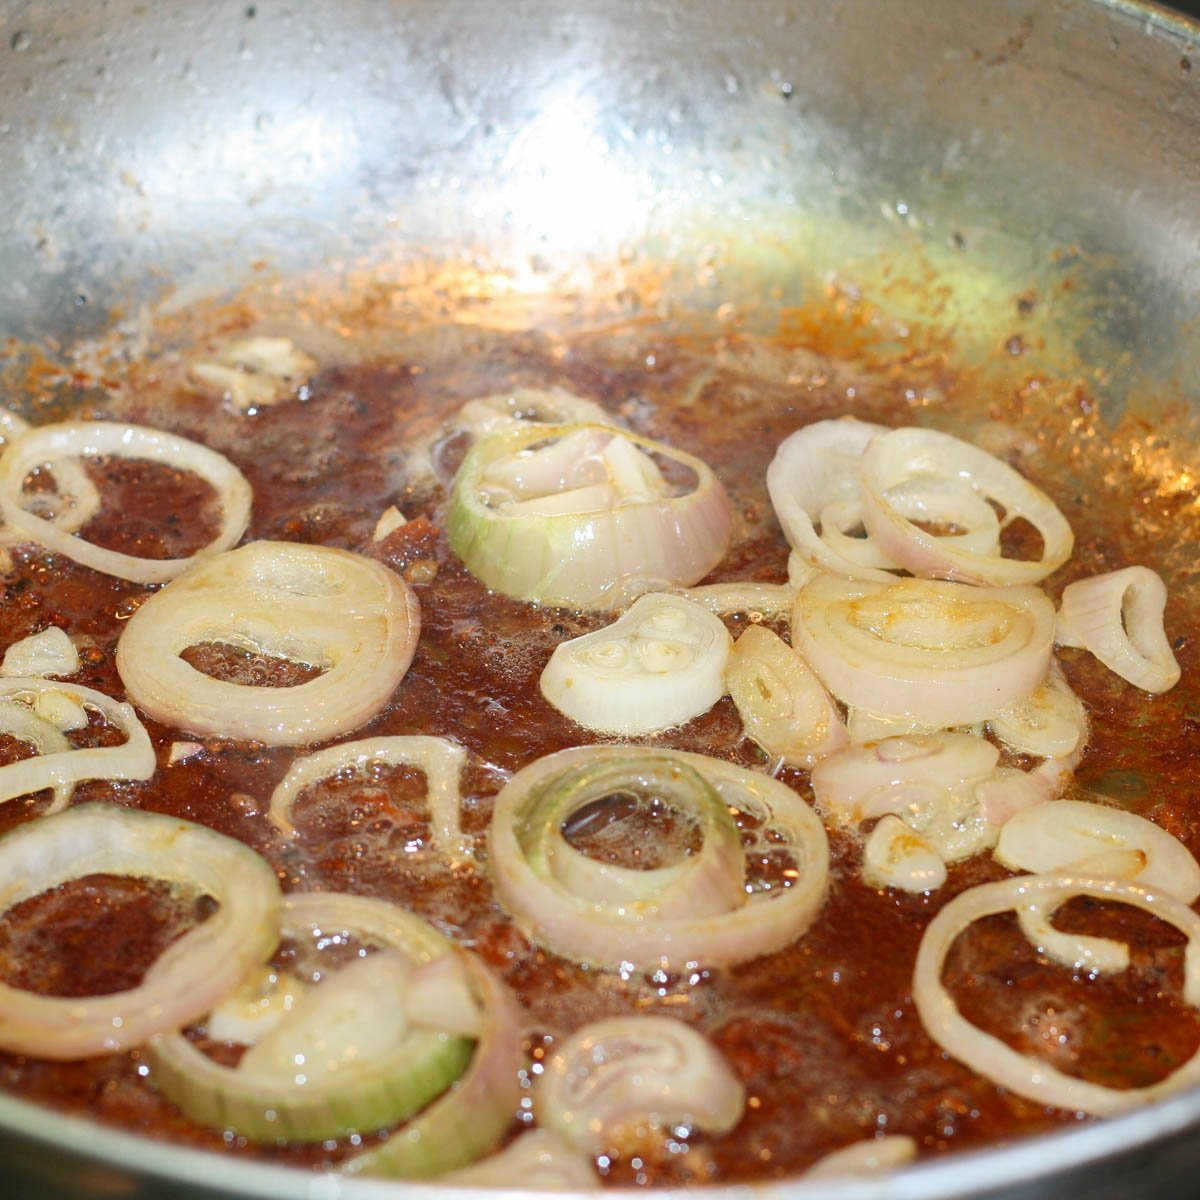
{"left": 862, "top": 814, "right": 947, "bottom": 893}
{"left": 167, "top": 740, "right": 205, "bottom": 765}
{"left": 189, "top": 335, "right": 317, "bottom": 411}
{"left": 373, "top": 505, "right": 407, "bottom": 542}
{"left": 33, "top": 690, "right": 89, "bottom": 732}
{"left": 0, "top": 627, "right": 79, "bottom": 678}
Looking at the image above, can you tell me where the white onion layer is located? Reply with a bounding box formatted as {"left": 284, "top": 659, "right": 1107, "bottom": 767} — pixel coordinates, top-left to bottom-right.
{"left": 0, "top": 628, "right": 79, "bottom": 678}
{"left": 1058, "top": 567, "right": 1180, "bottom": 693}
{"left": 858, "top": 426, "right": 1073, "bottom": 586}
{"left": 988, "top": 662, "right": 1088, "bottom": 759}
{"left": 116, "top": 541, "right": 420, "bottom": 746}
{"left": 0, "top": 411, "right": 100, "bottom": 543}
{"left": 0, "top": 678, "right": 155, "bottom": 815}
{"left": 766, "top": 417, "right": 893, "bottom": 580}
{"left": 0, "top": 421, "right": 252, "bottom": 583}
{"left": 267, "top": 735, "right": 470, "bottom": 860}
{"left": 0, "top": 805, "right": 280, "bottom": 1058}
{"left": 805, "top": 1135, "right": 918, "bottom": 1179}
{"left": 534, "top": 1015, "right": 744, "bottom": 1154}
{"left": 443, "top": 1130, "right": 599, "bottom": 1190}
{"left": 913, "top": 872, "right": 1200, "bottom": 1116}
{"left": 540, "top": 593, "right": 731, "bottom": 736}
{"left": 489, "top": 746, "right": 829, "bottom": 970}
{"left": 791, "top": 575, "right": 1055, "bottom": 727}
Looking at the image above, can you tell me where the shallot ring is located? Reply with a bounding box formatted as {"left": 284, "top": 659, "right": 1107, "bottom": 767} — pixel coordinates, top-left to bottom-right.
{"left": 116, "top": 541, "right": 420, "bottom": 747}
{"left": 0, "top": 804, "right": 280, "bottom": 1059}
{"left": 0, "top": 421, "right": 252, "bottom": 584}
{"left": 913, "top": 872, "right": 1200, "bottom": 1116}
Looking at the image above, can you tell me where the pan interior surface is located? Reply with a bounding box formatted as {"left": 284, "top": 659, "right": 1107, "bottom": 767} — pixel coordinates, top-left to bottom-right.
{"left": 0, "top": 1, "right": 1199, "bottom": 1198}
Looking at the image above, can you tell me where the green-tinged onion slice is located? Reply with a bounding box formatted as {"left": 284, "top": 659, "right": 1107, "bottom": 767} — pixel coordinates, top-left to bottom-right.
{"left": 0, "top": 805, "right": 280, "bottom": 1059}
{"left": 446, "top": 422, "right": 732, "bottom": 610}
{"left": 147, "top": 893, "right": 483, "bottom": 1145}
{"left": 519, "top": 754, "right": 746, "bottom": 919}
{"left": 489, "top": 745, "right": 829, "bottom": 971}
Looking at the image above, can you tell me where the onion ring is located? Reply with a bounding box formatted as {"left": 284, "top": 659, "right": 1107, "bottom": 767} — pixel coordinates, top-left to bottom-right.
{"left": 0, "top": 421, "right": 252, "bottom": 584}
{"left": 0, "top": 804, "right": 280, "bottom": 1059}
{"left": 116, "top": 541, "right": 420, "bottom": 746}
{"left": 913, "top": 872, "right": 1200, "bottom": 1115}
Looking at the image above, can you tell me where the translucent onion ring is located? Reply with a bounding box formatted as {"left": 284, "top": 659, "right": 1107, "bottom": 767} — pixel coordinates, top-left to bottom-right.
{"left": 116, "top": 541, "right": 420, "bottom": 746}
{"left": 0, "top": 421, "right": 252, "bottom": 584}
{"left": 489, "top": 745, "right": 829, "bottom": 971}
{"left": 447, "top": 422, "right": 732, "bottom": 610}
{"left": 534, "top": 1015, "right": 745, "bottom": 1154}
{"left": 0, "top": 411, "right": 100, "bottom": 543}
{"left": 0, "top": 678, "right": 155, "bottom": 814}
{"left": 766, "top": 417, "right": 894, "bottom": 580}
{"left": 267, "top": 735, "right": 469, "bottom": 860}
{"left": 912, "top": 872, "right": 1200, "bottom": 1116}
{"left": 0, "top": 804, "right": 280, "bottom": 1059}
{"left": 1057, "top": 566, "right": 1180, "bottom": 693}
{"left": 147, "top": 893, "right": 477, "bottom": 1143}
{"left": 858, "top": 426, "right": 1073, "bottom": 586}
{"left": 791, "top": 575, "right": 1055, "bottom": 727}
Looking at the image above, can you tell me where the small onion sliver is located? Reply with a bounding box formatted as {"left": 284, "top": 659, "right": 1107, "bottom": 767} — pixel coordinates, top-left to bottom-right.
{"left": 116, "top": 541, "right": 420, "bottom": 746}
{"left": 0, "top": 421, "right": 252, "bottom": 584}
{"left": 534, "top": 1015, "right": 745, "bottom": 1154}
{"left": 858, "top": 426, "right": 1073, "bottom": 586}
{"left": 0, "top": 678, "right": 155, "bottom": 814}
{"left": 912, "top": 872, "right": 1200, "bottom": 1115}
{"left": 442, "top": 1130, "right": 599, "bottom": 1190}
{"left": 0, "top": 804, "right": 280, "bottom": 1059}
{"left": 805, "top": 1135, "right": 918, "bottom": 1179}
{"left": 268, "top": 735, "right": 470, "bottom": 860}
{"left": 489, "top": 745, "right": 829, "bottom": 970}
{"left": 1058, "top": 567, "right": 1180, "bottom": 693}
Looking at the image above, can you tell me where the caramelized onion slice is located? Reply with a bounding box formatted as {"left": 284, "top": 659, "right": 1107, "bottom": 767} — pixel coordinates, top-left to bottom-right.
{"left": 116, "top": 541, "right": 420, "bottom": 746}
{"left": 148, "top": 894, "right": 482, "bottom": 1144}
{"left": 725, "top": 624, "right": 847, "bottom": 767}
{"left": 858, "top": 426, "right": 1073, "bottom": 586}
{"left": 791, "top": 575, "right": 1055, "bottom": 727}
{"left": 447, "top": 422, "right": 732, "bottom": 610}
{"left": 766, "top": 417, "right": 894, "bottom": 580}
{"left": 540, "top": 593, "right": 731, "bottom": 736}
{"left": 913, "top": 873, "right": 1200, "bottom": 1116}
{"left": 0, "top": 805, "right": 280, "bottom": 1059}
{"left": 268, "top": 735, "right": 469, "bottom": 860}
{"left": 0, "top": 678, "right": 155, "bottom": 816}
{"left": 489, "top": 746, "right": 828, "bottom": 971}
{"left": 534, "top": 1015, "right": 745, "bottom": 1154}
{"left": 1058, "top": 566, "right": 1181, "bottom": 693}
{"left": 0, "top": 421, "right": 252, "bottom": 584}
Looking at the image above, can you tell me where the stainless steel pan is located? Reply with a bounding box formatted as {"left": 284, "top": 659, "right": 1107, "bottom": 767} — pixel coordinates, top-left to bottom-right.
{"left": 1, "top": 1, "right": 1199, "bottom": 1196}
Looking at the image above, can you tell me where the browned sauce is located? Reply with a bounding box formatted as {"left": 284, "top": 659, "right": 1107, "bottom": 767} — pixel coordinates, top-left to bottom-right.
{"left": 0, "top": 307, "right": 1197, "bottom": 1185}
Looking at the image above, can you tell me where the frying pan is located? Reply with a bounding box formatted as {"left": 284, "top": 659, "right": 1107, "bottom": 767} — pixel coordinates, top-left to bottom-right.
{"left": 1, "top": 0, "right": 1199, "bottom": 1196}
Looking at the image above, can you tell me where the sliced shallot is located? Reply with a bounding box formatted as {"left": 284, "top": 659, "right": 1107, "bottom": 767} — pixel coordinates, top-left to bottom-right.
{"left": 116, "top": 541, "right": 420, "bottom": 746}
{"left": 791, "top": 575, "right": 1055, "bottom": 727}
{"left": 0, "top": 421, "right": 252, "bottom": 584}
{"left": 0, "top": 805, "right": 280, "bottom": 1059}
{"left": 913, "top": 872, "right": 1200, "bottom": 1115}
{"left": 442, "top": 1130, "right": 599, "bottom": 1190}
{"left": 994, "top": 798, "right": 1200, "bottom": 972}
{"left": 1057, "top": 566, "right": 1180, "bottom": 693}
{"left": 805, "top": 1135, "right": 918, "bottom": 1179}
{"left": 0, "top": 628, "right": 79, "bottom": 678}
{"left": 540, "top": 593, "right": 731, "bottom": 736}
{"left": 448, "top": 422, "right": 732, "bottom": 610}
{"left": 0, "top": 411, "right": 100, "bottom": 543}
{"left": 766, "top": 417, "right": 894, "bottom": 580}
{"left": 534, "top": 1015, "right": 745, "bottom": 1154}
{"left": 267, "top": 735, "right": 469, "bottom": 860}
{"left": 725, "top": 624, "right": 847, "bottom": 767}
{"left": 858, "top": 426, "right": 1073, "bottom": 586}
{"left": 988, "top": 661, "right": 1088, "bottom": 759}
{"left": 489, "top": 745, "right": 829, "bottom": 970}
{"left": 861, "top": 815, "right": 948, "bottom": 893}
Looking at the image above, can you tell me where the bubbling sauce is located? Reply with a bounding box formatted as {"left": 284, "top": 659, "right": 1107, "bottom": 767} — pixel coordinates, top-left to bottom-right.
{"left": 0, "top": 307, "right": 1197, "bottom": 1185}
